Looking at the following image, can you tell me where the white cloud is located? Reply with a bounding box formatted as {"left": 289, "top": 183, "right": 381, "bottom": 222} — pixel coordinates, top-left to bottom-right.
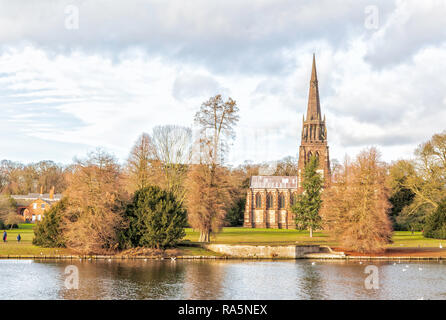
{"left": 0, "top": 0, "right": 445, "bottom": 166}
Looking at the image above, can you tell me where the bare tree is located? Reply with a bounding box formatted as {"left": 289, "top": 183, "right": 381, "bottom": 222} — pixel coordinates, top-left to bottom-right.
{"left": 63, "top": 149, "right": 127, "bottom": 254}
{"left": 186, "top": 145, "right": 231, "bottom": 242}
{"left": 0, "top": 160, "right": 67, "bottom": 195}
{"left": 321, "top": 148, "right": 392, "bottom": 253}
{"left": 126, "top": 133, "right": 158, "bottom": 192}
{"left": 151, "top": 125, "right": 192, "bottom": 204}
{"left": 186, "top": 95, "right": 239, "bottom": 242}
{"left": 35, "top": 161, "right": 67, "bottom": 194}
{"left": 273, "top": 156, "right": 298, "bottom": 176}
{"left": 194, "top": 94, "right": 239, "bottom": 165}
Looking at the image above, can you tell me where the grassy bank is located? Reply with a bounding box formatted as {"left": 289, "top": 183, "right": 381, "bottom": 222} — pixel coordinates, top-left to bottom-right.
{"left": 0, "top": 224, "right": 212, "bottom": 257}
{"left": 1, "top": 224, "right": 444, "bottom": 257}
{"left": 0, "top": 224, "right": 72, "bottom": 256}
{"left": 185, "top": 227, "right": 445, "bottom": 248}
{"left": 185, "top": 227, "right": 332, "bottom": 246}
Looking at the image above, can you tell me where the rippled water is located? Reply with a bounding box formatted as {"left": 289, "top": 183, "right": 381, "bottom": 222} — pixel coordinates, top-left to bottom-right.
{"left": 1, "top": 259, "right": 446, "bottom": 300}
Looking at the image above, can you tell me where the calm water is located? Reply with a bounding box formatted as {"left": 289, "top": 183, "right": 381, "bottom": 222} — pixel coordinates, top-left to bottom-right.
{"left": 1, "top": 259, "right": 446, "bottom": 300}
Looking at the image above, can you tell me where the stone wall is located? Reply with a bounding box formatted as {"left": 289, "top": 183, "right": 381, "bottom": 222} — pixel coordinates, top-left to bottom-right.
{"left": 204, "top": 244, "right": 321, "bottom": 258}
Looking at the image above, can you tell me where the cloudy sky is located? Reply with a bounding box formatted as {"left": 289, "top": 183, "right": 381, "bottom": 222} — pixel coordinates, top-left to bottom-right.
{"left": 0, "top": 0, "right": 445, "bottom": 166}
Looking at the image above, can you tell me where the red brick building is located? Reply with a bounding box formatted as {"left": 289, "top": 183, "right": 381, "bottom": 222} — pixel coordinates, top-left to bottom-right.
{"left": 244, "top": 54, "right": 331, "bottom": 229}
{"left": 12, "top": 187, "right": 62, "bottom": 222}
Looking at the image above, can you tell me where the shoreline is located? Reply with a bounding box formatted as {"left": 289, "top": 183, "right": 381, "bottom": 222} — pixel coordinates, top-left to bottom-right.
{"left": 1, "top": 254, "right": 445, "bottom": 261}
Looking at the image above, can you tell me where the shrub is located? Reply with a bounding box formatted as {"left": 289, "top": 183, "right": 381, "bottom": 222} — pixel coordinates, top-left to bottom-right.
{"left": 0, "top": 195, "right": 16, "bottom": 229}
{"left": 33, "top": 198, "right": 67, "bottom": 247}
{"left": 424, "top": 199, "right": 446, "bottom": 239}
{"left": 121, "top": 185, "right": 187, "bottom": 249}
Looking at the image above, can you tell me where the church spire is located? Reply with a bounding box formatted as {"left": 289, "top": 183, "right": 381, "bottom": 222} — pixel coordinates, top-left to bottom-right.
{"left": 298, "top": 53, "right": 331, "bottom": 185}
{"left": 306, "top": 53, "right": 322, "bottom": 121}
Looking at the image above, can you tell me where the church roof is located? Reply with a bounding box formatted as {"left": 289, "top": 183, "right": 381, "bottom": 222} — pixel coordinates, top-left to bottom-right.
{"left": 250, "top": 176, "right": 298, "bottom": 189}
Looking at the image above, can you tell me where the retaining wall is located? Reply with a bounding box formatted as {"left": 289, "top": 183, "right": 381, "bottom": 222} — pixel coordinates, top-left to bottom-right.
{"left": 204, "top": 244, "right": 321, "bottom": 258}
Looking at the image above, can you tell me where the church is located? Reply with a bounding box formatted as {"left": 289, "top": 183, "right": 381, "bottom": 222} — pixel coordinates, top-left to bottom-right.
{"left": 243, "top": 54, "right": 331, "bottom": 229}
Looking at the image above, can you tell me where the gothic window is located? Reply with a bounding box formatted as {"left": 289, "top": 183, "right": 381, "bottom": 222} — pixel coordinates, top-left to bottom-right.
{"left": 290, "top": 193, "right": 298, "bottom": 206}
{"left": 255, "top": 193, "right": 262, "bottom": 209}
{"left": 278, "top": 193, "right": 285, "bottom": 209}
{"left": 307, "top": 151, "right": 312, "bottom": 162}
{"left": 266, "top": 193, "right": 273, "bottom": 209}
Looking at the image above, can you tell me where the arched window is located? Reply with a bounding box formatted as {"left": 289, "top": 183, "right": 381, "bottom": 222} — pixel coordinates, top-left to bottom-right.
{"left": 255, "top": 193, "right": 262, "bottom": 209}
{"left": 266, "top": 193, "right": 273, "bottom": 209}
{"left": 307, "top": 151, "right": 312, "bottom": 162}
{"left": 278, "top": 193, "right": 285, "bottom": 209}
{"left": 290, "top": 192, "right": 298, "bottom": 206}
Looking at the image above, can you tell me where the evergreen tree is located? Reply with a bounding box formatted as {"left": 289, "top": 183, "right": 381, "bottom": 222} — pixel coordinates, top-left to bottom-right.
{"left": 122, "top": 185, "right": 187, "bottom": 249}
{"left": 33, "top": 198, "right": 67, "bottom": 248}
{"left": 388, "top": 160, "right": 416, "bottom": 230}
{"left": 291, "top": 156, "right": 323, "bottom": 237}
{"left": 389, "top": 187, "right": 415, "bottom": 229}
{"left": 225, "top": 197, "right": 246, "bottom": 227}
{"left": 424, "top": 198, "right": 446, "bottom": 239}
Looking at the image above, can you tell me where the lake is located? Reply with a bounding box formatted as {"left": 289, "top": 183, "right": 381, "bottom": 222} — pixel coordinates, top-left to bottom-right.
{"left": 1, "top": 259, "right": 445, "bottom": 300}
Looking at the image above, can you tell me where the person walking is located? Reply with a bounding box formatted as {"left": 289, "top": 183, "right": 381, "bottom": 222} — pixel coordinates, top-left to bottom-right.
{"left": 2, "top": 230, "right": 7, "bottom": 243}
{"left": 17, "top": 234, "right": 21, "bottom": 243}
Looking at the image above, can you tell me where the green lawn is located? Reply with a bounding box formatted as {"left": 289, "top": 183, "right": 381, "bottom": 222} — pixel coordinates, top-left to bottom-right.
{"left": 184, "top": 227, "right": 333, "bottom": 246}
{"left": 0, "top": 224, "right": 218, "bottom": 256}
{"left": 185, "top": 227, "right": 446, "bottom": 248}
{"left": 0, "top": 224, "right": 72, "bottom": 256}
{"left": 1, "top": 224, "right": 444, "bottom": 256}
{"left": 389, "top": 231, "right": 445, "bottom": 248}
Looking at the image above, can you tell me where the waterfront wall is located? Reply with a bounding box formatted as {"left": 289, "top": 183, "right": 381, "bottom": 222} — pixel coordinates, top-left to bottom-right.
{"left": 204, "top": 244, "right": 321, "bottom": 258}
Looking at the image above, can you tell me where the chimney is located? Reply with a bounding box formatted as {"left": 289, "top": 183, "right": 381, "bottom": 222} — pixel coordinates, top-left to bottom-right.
{"left": 49, "top": 186, "right": 55, "bottom": 200}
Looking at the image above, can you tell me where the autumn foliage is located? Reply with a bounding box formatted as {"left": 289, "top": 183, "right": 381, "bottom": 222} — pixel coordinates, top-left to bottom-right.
{"left": 186, "top": 163, "right": 231, "bottom": 242}
{"left": 63, "top": 150, "right": 128, "bottom": 254}
{"left": 185, "top": 95, "right": 239, "bottom": 242}
{"left": 321, "top": 148, "right": 393, "bottom": 253}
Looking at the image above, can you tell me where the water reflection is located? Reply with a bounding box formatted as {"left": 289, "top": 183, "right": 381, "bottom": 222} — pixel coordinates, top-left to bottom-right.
{"left": 61, "top": 260, "right": 188, "bottom": 299}
{"left": 1, "top": 259, "right": 446, "bottom": 300}
{"left": 183, "top": 261, "right": 226, "bottom": 299}
{"left": 298, "top": 261, "right": 325, "bottom": 299}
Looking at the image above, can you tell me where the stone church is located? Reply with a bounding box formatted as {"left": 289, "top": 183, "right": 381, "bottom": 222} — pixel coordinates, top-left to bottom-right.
{"left": 243, "top": 54, "right": 331, "bottom": 229}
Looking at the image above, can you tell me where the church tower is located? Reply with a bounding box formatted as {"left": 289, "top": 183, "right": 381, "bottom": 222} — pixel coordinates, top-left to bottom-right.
{"left": 243, "top": 54, "right": 332, "bottom": 229}
{"left": 297, "top": 54, "right": 331, "bottom": 183}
